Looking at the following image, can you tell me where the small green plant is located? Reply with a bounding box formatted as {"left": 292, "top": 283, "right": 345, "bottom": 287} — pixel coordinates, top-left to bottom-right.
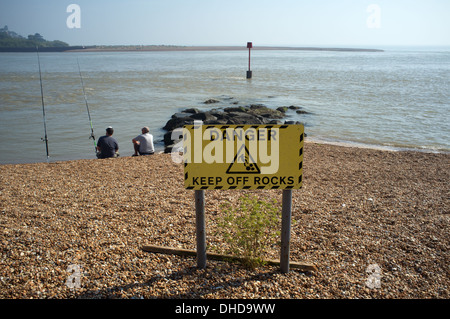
{"left": 216, "top": 195, "right": 281, "bottom": 269}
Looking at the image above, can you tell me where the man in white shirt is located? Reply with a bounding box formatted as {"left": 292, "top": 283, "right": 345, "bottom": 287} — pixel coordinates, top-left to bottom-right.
{"left": 132, "top": 126, "right": 155, "bottom": 156}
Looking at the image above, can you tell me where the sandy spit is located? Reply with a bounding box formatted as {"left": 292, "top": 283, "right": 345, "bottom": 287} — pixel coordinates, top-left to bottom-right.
{"left": 65, "top": 45, "right": 383, "bottom": 53}
{"left": 0, "top": 142, "right": 448, "bottom": 299}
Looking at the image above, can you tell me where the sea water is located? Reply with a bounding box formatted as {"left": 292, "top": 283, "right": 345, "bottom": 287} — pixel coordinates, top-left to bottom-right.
{"left": 0, "top": 47, "right": 449, "bottom": 164}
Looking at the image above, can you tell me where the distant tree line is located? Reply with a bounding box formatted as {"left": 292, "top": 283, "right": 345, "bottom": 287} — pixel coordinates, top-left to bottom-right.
{"left": 0, "top": 25, "right": 69, "bottom": 48}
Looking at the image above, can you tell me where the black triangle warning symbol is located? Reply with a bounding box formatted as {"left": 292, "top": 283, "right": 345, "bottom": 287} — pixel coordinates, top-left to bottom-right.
{"left": 226, "top": 144, "right": 261, "bottom": 174}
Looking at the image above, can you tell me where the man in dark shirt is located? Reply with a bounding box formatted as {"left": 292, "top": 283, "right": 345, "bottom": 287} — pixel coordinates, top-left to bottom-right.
{"left": 96, "top": 126, "right": 119, "bottom": 159}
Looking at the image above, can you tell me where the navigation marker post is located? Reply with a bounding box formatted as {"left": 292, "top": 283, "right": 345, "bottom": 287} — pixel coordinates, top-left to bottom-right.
{"left": 184, "top": 123, "right": 308, "bottom": 273}
{"left": 246, "top": 42, "right": 253, "bottom": 79}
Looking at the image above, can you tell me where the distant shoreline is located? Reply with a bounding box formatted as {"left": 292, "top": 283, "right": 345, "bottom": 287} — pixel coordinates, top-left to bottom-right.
{"left": 0, "top": 45, "right": 384, "bottom": 53}
{"left": 0, "top": 46, "right": 85, "bottom": 52}
{"left": 67, "top": 45, "right": 384, "bottom": 53}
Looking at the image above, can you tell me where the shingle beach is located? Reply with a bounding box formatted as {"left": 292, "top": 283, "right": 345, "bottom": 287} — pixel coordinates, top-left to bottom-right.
{"left": 0, "top": 142, "right": 448, "bottom": 299}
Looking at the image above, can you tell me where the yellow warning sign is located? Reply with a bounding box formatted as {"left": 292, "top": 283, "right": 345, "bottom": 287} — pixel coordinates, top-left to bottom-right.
{"left": 183, "top": 123, "right": 304, "bottom": 190}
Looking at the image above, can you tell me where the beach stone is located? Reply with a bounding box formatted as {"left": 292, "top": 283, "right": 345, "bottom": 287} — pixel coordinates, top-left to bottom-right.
{"left": 204, "top": 99, "right": 220, "bottom": 104}
{"left": 224, "top": 106, "right": 248, "bottom": 113}
{"left": 183, "top": 108, "right": 200, "bottom": 114}
{"left": 249, "top": 104, "right": 266, "bottom": 109}
{"left": 190, "top": 112, "right": 218, "bottom": 122}
{"left": 171, "top": 112, "right": 192, "bottom": 119}
{"left": 248, "top": 107, "right": 285, "bottom": 119}
{"left": 209, "top": 111, "right": 229, "bottom": 120}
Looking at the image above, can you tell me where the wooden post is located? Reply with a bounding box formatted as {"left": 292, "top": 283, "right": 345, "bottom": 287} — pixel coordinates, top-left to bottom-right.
{"left": 280, "top": 189, "right": 293, "bottom": 273}
{"left": 141, "top": 245, "right": 318, "bottom": 272}
{"left": 195, "top": 190, "right": 206, "bottom": 269}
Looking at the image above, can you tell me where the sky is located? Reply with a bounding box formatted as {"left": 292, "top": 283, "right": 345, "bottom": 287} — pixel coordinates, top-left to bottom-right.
{"left": 0, "top": 0, "right": 449, "bottom": 48}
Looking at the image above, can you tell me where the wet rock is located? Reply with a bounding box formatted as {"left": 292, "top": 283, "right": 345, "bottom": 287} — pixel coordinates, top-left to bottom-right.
{"left": 209, "top": 111, "right": 229, "bottom": 120}
{"left": 163, "top": 131, "right": 184, "bottom": 147}
{"left": 268, "top": 120, "right": 282, "bottom": 124}
{"left": 248, "top": 107, "right": 285, "bottom": 119}
{"left": 183, "top": 108, "right": 200, "bottom": 114}
{"left": 204, "top": 119, "right": 229, "bottom": 125}
{"left": 204, "top": 99, "right": 220, "bottom": 104}
{"left": 190, "top": 112, "right": 218, "bottom": 122}
{"left": 224, "top": 106, "right": 248, "bottom": 113}
{"left": 171, "top": 112, "right": 192, "bottom": 119}
{"left": 225, "top": 112, "right": 267, "bottom": 125}
{"left": 163, "top": 117, "right": 195, "bottom": 131}
{"left": 162, "top": 100, "right": 305, "bottom": 152}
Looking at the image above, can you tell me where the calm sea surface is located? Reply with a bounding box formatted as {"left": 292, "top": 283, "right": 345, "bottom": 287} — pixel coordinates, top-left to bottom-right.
{"left": 0, "top": 48, "right": 449, "bottom": 164}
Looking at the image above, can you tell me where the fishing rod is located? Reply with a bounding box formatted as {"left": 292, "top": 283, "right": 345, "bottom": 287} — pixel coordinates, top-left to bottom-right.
{"left": 76, "top": 58, "right": 96, "bottom": 153}
{"left": 36, "top": 46, "right": 50, "bottom": 163}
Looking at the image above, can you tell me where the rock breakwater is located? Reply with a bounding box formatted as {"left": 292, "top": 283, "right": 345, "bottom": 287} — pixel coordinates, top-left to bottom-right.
{"left": 163, "top": 99, "right": 308, "bottom": 153}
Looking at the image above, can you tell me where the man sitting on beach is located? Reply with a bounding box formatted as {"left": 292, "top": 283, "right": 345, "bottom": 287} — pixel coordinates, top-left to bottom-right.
{"left": 96, "top": 126, "right": 119, "bottom": 159}
{"left": 132, "top": 126, "right": 155, "bottom": 156}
